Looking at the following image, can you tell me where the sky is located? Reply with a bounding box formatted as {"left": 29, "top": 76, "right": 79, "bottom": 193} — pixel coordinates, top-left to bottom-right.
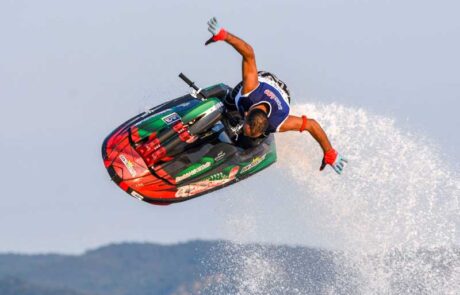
{"left": 1, "top": 0, "right": 459, "bottom": 253}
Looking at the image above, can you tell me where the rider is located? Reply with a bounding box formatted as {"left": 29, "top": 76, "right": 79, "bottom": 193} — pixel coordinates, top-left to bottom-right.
{"left": 205, "top": 17, "right": 347, "bottom": 174}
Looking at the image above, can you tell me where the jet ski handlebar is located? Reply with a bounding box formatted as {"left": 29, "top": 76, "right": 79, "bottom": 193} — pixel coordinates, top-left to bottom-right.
{"left": 178, "top": 73, "right": 207, "bottom": 99}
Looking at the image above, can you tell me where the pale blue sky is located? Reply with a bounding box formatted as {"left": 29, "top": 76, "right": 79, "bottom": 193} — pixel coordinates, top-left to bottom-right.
{"left": 1, "top": 0, "right": 459, "bottom": 253}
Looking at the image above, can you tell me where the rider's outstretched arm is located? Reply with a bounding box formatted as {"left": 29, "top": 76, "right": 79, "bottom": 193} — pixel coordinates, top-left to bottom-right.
{"left": 206, "top": 18, "right": 259, "bottom": 95}
{"left": 224, "top": 33, "right": 259, "bottom": 95}
{"left": 225, "top": 33, "right": 254, "bottom": 61}
{"left": 279, "top": 115, "right": 347, "bottom": 174}
{"left": 279, "top": 116, "right": 333, "bottom": 153}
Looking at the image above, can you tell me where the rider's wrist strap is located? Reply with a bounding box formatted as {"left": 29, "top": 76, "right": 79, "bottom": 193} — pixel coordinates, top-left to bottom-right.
{"left": 300, "top": 115, "right": 308, "bottom": 132}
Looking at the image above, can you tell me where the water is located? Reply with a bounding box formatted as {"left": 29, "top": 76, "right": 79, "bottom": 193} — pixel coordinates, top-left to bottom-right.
{"left": 206, "top": 103, "right": 460, "bottom": 294}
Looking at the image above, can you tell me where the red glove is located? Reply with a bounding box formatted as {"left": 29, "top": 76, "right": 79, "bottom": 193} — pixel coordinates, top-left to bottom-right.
{"left": 320, "top": 148, "right": 348, "bottom": 174}
{"left": 205, "top": 17, "right": 228, "bottom": 45}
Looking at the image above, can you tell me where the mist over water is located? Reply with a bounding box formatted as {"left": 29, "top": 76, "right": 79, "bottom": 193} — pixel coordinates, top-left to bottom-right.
{"left": 207, "top": 103, "right": 460, "bottom": 294}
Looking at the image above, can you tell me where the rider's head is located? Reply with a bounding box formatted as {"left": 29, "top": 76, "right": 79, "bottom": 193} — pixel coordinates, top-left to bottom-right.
{"left": 243, "top": 108, "right": 268, "bottom": 138}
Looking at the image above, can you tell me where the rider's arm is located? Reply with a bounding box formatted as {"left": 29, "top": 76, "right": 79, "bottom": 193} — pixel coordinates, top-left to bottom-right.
{"left": 206, "top": 18, "right": 259, "bottom": 95}
{"left": 279, "top": 115, "right": 333, "bottom": 153}
{"left": 224, "top": 33, "right": 259, "bottom": 95}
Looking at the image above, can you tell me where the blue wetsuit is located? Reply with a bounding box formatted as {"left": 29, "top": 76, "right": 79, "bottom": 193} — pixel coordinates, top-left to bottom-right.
{"left": 234, "top": 72, "right": 291, "bottom": 133}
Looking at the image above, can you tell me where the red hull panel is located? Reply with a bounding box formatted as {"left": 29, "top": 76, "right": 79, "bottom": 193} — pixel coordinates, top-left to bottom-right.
{"left": 103, "top": 127, "right": 178, "bottom": 204}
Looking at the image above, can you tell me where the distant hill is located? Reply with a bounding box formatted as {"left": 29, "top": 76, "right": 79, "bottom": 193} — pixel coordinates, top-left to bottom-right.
{"left": 0, "top": 241, "right": 335, "bottom": 295}
{"left": 0, "top": 241, "right": 458, "bottom": 295}
{"left": 0, "top": 276, "right": 94, "bottom": 295}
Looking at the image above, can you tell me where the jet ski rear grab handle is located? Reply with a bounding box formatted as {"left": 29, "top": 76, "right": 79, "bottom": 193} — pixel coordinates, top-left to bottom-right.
{"left": 178, "top": 73, "right": 207, "bottom": 100}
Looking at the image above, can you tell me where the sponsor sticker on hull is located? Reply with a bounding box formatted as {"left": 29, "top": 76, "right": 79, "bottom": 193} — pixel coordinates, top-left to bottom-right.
{"left": 214, "top": 151, "right": 226, "bottom": 162}
{"left": 119, "top": 154, "right": 137, "bottom": 177}
{"left": 175, "top": 179, "right": 226, "bottom": 198}
{"left": 162, "top": 112, "right": 181, "bottom": 125}
{"left": 175, "top": 161, "right": 212, "bottom": 183}
{"left": 130, "top": 191, "right": 144, "bottom": 201}
{"left": 241, "top": 154, "right": 267, "bottom": 174}
{"left": 175, "top": 166, "right": 240, "bottom": 198}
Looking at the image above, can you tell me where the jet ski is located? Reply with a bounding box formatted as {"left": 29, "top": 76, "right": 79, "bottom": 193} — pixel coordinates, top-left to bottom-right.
{"left": 102, "top": 73, "right": 277, "bottom": 205}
